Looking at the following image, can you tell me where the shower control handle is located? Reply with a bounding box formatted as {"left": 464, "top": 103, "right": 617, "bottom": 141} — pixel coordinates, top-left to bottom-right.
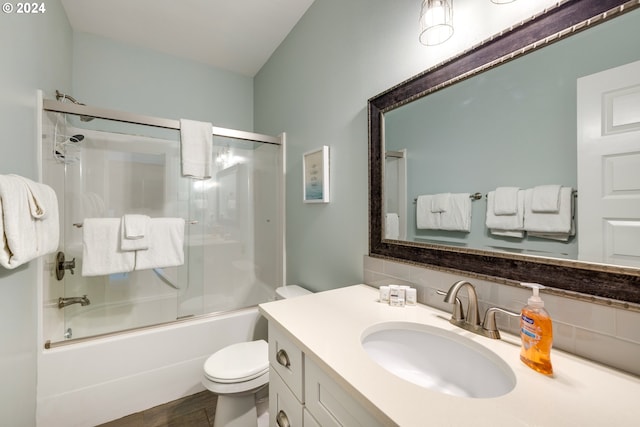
{"left": 276, "top": 349, "right": 291, "bottom": 368}
{"left": 55, "top": 251, "right": 76, "bottom": 281}
{"left": 276, "top": 410, "right": 290, "bottom": 427}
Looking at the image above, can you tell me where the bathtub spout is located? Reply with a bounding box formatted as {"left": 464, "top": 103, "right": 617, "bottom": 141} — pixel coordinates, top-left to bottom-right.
{"left": 58, "top": 295, "right": 90, "bottom": 309}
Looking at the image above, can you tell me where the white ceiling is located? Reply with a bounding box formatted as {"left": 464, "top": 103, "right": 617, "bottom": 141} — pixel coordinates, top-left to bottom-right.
{"left": 61, "top": 0, "right": 316, "bottom": 77}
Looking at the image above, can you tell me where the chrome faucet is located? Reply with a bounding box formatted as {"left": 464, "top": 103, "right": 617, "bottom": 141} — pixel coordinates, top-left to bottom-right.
{"left": 442, "top": 280, "right": 518, "bottom": 339}
{"left": 58, "top": 295, "right": 90, "bottom": 309}
{"left": 482, "top": 307, "right": 520, "bottom": 339}
{"left": 444, "top": 280, "right": 480, "bottom": 331}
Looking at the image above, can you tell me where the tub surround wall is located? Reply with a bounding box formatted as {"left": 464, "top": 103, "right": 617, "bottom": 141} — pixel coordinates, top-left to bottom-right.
{"left": 364, "top": 255, "right": 640, "bottom": 377}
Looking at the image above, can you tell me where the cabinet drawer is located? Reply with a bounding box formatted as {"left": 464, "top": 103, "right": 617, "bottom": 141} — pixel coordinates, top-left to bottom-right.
{"left": 269, "top": 323, "right": 305, "bottom": 402}
{"left": 305, "top": 357, "right": 385, "bottom": 427}
{"left": 269, "top": 369, "right": 304, "bottom": 427}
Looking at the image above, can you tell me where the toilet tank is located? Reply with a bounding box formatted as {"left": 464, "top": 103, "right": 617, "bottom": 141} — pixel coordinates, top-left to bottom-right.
{"left": 275, "top": 285, "right": 311, "bottom": 300}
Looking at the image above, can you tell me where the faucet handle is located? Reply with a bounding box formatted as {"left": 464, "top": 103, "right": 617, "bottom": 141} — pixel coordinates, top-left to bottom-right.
{"left": 482, "top": 307, "right": 520, "bottom": 339}
{"left": 436, "top": 289, "right": 464, "bottom": 321}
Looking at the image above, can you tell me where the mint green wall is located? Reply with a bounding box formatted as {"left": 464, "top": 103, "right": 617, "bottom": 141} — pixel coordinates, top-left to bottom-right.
{"left": 254, "top": 0, "right": 418, "bottom": 291}
{"left": 253, "top": 0, "right": 478, "bottom": 291}
{"left": 71, "top": 32, "right": 254, "bottom": 129}
{"left": 0, "top": 1, "right": 72, "bottom": 425}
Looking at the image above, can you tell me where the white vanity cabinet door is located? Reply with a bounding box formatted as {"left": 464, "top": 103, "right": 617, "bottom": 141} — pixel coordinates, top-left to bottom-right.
{"left": 304, "top": 357, "right": 386, "bottom": 427}
{"left": 303, "top": 408, "right": 321, "bottom": 427}
{"left": 269, "top": 368, "right": 304, "bottom": 427}
{"left": 269, "top": 323, "right": 305, "bottom": 402}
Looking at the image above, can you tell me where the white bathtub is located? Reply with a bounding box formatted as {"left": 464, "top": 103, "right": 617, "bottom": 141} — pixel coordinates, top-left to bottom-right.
{"left": 36, "top": 306, "right": 268, "bottom": 427}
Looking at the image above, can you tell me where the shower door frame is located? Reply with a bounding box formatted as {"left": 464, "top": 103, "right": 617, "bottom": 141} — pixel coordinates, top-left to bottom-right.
{"left": 43, "top": 98, "right": 281, "bottom": 145}
{"left": 42, "top": 96, "right": 286, "bottom": 347}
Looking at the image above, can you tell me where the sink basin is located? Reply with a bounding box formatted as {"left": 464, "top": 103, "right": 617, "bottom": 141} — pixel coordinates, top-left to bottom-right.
{"left": 361, "top": 322, "right": 516, "bottom": 398}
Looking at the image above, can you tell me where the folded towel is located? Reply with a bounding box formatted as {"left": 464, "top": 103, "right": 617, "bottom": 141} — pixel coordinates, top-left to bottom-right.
{"left": 134, "top": 218, "right": 185, "bottom": 270}
{"left": 531, "top": 185, "right": 562, "bottom": 213}
{"left": 490, "top": 229, "right": 525, "bottom": 238}
{"left": 440, "top": 193, "right": 472, "bottom": 232}
{"left": 180, "top": 118, "right": 213, "bottom": 179}
{"left": 524, "top": 187, "right": 573, "bottom": 235}
{"left": 385, "top": 213, "right": 400, "bottom": 239}
{"left": 416, "top": 195, "right": 441, "bottom": 230}
{"left": 493, "top": 187, "right": 520, "bottom": 215}
{"left": 486, "top": 190, "right": 525, "bottom": 237}
{"left": 121, "top": 214, "right": 150, "bottom": 251}
{"left": 123, "top": 214, "right": 149, "bottom": 239}
{"left": 82, "top": 218, "right": 135, "bottom": 276}
{"left": 0, "top": 175, "right": 59, "bottom": 269}
{"left": 11, "top": 174, "right": 49, "bottom": 219}
{"left": 431, "top": 193, "right": 451, "bottom": 213}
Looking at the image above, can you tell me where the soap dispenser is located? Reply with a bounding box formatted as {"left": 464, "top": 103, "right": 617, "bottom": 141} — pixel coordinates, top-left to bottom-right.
{"left": 520, "top": 283, "right": 553, "bottom": 375}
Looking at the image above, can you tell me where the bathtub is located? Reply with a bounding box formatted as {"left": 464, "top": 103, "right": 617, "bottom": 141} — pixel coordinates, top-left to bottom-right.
{"left": 36, "top": 306, "right": 268, "bottom": 427}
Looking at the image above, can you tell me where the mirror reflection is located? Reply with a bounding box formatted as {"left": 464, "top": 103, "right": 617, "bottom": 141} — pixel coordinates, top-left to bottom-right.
{"left": 383, "top": 7, "right": 640, "bottom": 268}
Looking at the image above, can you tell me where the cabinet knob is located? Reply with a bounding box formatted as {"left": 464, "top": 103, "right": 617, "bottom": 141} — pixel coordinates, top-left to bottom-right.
{"left": 276, "top": 410, "right": 291, "bottom": 427}
{"left": 276, "top": 349, "right": 291, "bottom": 368}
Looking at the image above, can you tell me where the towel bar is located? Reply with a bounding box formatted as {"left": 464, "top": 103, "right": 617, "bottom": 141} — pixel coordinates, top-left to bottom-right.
{"left": 413, "top": 192, "right": 482, "bottom": 204}
{"left": 73, "top": 220, "right": 198, "bottom": 228}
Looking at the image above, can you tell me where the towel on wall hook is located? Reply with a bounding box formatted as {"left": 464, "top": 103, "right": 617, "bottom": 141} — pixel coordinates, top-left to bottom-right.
{"left": 0, "top": 174, "right": 59, "bottom": 269}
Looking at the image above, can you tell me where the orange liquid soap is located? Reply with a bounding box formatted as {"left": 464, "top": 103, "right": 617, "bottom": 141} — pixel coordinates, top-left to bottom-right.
{"left": 519, "top": 283, "right": 553, "bottom": 375}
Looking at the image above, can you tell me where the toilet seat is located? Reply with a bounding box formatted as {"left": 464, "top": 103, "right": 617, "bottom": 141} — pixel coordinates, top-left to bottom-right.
{"left": 204, "top": 340, "right": 269, "bottom": 383}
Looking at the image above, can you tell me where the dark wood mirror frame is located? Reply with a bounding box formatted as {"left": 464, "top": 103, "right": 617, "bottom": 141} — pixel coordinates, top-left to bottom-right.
{"left": 369, "top": 0, "right": 640, "bottom": 305}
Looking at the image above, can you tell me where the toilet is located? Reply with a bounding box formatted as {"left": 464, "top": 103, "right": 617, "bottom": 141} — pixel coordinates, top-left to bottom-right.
{"left": 202, "top": 285, "right": 311, "bottom": 427}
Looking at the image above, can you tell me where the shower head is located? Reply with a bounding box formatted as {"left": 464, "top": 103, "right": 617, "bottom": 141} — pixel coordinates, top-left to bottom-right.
{"left": 55, "top": 90, "right": 95, "bottom": 122}
{"left": 69, "top": 134, "right": 84, "bottom": 143}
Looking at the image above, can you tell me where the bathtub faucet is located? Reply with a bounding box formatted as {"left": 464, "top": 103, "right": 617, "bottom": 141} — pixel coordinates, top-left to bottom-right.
{"left": 58, "top": 295, "right": 90, "bottom": 309}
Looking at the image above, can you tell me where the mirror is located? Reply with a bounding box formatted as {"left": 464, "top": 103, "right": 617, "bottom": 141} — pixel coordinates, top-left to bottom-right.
{"left": 369, "top": 0, "right": 640, "bottom": 305}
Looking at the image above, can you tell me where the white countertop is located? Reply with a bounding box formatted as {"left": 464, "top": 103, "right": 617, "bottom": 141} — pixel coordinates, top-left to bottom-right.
{"left": 259, "top": 284, "right": 640, "bottom": 427}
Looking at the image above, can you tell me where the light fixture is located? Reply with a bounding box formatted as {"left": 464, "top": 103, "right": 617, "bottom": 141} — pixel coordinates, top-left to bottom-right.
{"left": 490, "top": 0, "right": 516, "bottom": 4}
{"left": 419, "top": 0, "right": 454, "bottom": 46}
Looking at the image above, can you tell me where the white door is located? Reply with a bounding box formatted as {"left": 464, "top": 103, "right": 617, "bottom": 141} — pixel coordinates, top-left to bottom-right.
{"left": 577, "top": 59, "right": 640, "bottom": 267}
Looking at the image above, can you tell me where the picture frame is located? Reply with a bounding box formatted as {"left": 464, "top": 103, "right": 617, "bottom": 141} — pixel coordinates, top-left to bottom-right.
{"left": 303, "top": 145, "right": 330, "bottom": 203}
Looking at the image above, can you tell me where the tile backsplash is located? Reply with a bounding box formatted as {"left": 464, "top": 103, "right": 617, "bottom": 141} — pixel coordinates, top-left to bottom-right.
{"left": 364, "top": 255, "right": 640, "bottom": 377}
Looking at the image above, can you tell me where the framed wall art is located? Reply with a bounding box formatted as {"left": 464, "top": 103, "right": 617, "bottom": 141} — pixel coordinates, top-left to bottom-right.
{"left": 303, "top": 145, "right": 330, "bottom": 203}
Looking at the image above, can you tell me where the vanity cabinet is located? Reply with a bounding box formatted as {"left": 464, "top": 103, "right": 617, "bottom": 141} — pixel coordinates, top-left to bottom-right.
{"left": 268, "top": 323, "right": 385, "bottom": 427}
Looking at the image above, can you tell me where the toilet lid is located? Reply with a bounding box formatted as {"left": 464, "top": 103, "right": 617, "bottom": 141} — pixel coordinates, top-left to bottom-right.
{"left": 204, "top": 340, "right": 269, "bottom": 383}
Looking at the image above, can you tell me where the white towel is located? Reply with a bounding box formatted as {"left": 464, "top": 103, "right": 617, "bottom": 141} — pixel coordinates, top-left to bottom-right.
{"left": 82, "top": 218, "right": 135, "bottom": 276}
{"left": 0, "top": 175, "right": 59, "bottom": 269}
{"left": 121, "top": 214, "right": 150, "bottom": 251}
{"left": 493, "top": 187, "right": 520, "bottom": 215}
{"left": 531, "top": 185, "right": 562, "bottom": 213}
{"left": 431, "top": 193, "right": 450, "bottom": 213}
{"left": 486, "top": 190, "right": 525, "bottom": 238}
{"left": 134, "top": 218, "right": 185, "bottom": 270}
{"left": 180, "top": 118, "right": 213, "bottom": 179}
{"left": 440, "top": 193, "right": 472, "bottom": 232}
{"left": 385, "top": 213, "right": 400, "bottom": 239}
{"left": 524, "top": 187, "right": 573, "bottom": 236}
{"left": 416, "top": 195, "right": 441, "bottom": 230}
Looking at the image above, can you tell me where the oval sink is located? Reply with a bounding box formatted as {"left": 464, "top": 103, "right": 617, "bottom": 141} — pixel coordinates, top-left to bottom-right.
{"left": 361, "top": 322, "right": 516, "bottom": 398}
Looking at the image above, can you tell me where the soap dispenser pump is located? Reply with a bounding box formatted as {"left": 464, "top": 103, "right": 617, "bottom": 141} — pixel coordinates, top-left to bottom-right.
{"left": 519, "top": 283, "right": 553, "bottom": 375}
